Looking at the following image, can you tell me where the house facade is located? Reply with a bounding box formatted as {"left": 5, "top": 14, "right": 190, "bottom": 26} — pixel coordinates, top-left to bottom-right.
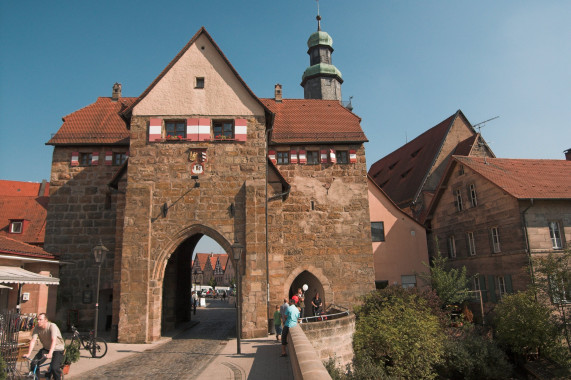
{"left": 425, "top": 156, "right": 571, "bottom": 317}
{"left": 45, "top": 25, "right": 375, "bottom": 342}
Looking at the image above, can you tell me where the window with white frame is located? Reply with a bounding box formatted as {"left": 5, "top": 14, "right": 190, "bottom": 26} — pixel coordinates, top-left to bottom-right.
{"left": 401, "top": 275, "right": 416, "bottom": 288}
{"left": 455, "top": 189, "right": 463, "bottom": 211}
{"left": 467, "top": 232, "right": 476, "bottom": 256}
{"left": 491, "top": 227, "right": 501, "bottom": 253}
{"left": 549, "top": 274, "right": 571, "bottom": 304}
{"left": 469, "top": 183, "right": 478, "bottom": 207}
{"left": 473, "top": 276, "right": 481, "bottom": 300}
{"left": 9, "top": 220, "right": 23, "bottom": 234}
{"left": 447, "top": 236, "right": 456, "bottom": 258}
{"left": 497, "top": 276, "right": 507, "bottom": 299}
{"left": 548, "top": 221, "right": 563, "bottom": 249}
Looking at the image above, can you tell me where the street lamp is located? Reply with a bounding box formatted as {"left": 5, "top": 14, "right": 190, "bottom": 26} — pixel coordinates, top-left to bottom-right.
{"left": 92, "top": 239, "right": 109, "bottom": 338}
{"left": 232, "top": 240, "right": 243, "bottom": 354}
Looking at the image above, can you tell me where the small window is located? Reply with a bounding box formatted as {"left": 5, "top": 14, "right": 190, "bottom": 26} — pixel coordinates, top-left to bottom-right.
{"left": 310, "top": 200, "right": 315, "bottom": 210}
{"left": 165, "top": 120, "right": 186, "bottom": 139}
{"left": 447, "top": 236, "right": 456, "bottom": 258}
{"left": 371, "top": 222, "right": 385, "bottom": 242}
{"left": 113, "top": 152, "right": 127, "bottom": 166}
{"left": 549, "top": 274, "right": 571, "bottom": 304}
{"left": 10, "top": 221, "right": 23, "bottom": 234}
{"left": 277, "top": 152, "right": 289, "bottom": 164}
{"left": 467, "top": 232, "right": 476, "bottom": 256}
{"left": 306, "top": 151, "right": 319, "bottom": 165}
{"left": 337, "top": 151, "right": 348, "bottom": 164}
{"left": 79, "top": 153, "right": 92, "bottom": 166}
{"left": 549, "top": 221, "right": 563, "bottom": 249}
{"left": 401, "top": 275, "right": 416, "bottom": 288}
{"left": 497, "top": 276, "right": 507, "bottom": 299}
{"left": 458, "top": 165, "right": 465, "bottom": 176}
{"left": 213, "top": 120, "right": 234, "bottom": 140}
{"left": 469, "top": 184, "right": 478, "bottom": 207}
{"left": 196, "top": 77, "right": 205, "bottom": 88}
{"left": 473, "top": 276, "right": 481, "bottom": 300}
{"left": 455, "top": 189, "right": 464, "bottom": 211}
{"left": 491, "top": 227, "right": 501, "bottom": 253}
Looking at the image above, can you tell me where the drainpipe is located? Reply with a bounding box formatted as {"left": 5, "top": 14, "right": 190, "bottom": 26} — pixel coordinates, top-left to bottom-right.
{"left": 265, "top": 125, "right": 274, "bottom": 331}
{"left": 521, "top": 199, "right": 536, "bottom": 289}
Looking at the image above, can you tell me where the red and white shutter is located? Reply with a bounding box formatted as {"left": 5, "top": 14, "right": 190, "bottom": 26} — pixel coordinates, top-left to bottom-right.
{"left": 105, "top": 151, "right": 113, "bottom": 165}
{"left": 268, "top": 150, "right": 277, "bottom": 164}
{"left": 320, "top": 149, "right": 328, "bottom": 164}
{"left": 349, "top": 149, "right": 357, "bottom": 163}
{"left": 187, "top": 118, "right": 199, "bottom": 141}
{"left": 234, "top": 119, "right": 247, "bottom": 141}
{"left": 149, "top": 118, "right": 162, "bottom": 142}
{"left": 91, "top": 152, "right": 99, "bottom": 166}
{"left": 71, "top": 152, "right": 79, "bottom": 166}
{"left": 290, "top": 149, "right": 298, "bottom": 164}
{"left": 299, "top": 150, "right": 307, "bottom": 164}
{"left": 198, "top": 118, "right": 210, "bottom": 141}
{"left": 329, "top": 149, "right": 336, "bottom": 164}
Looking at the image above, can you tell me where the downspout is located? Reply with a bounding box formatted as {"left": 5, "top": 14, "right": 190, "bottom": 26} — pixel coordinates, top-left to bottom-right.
{"left": 265, "top": 124, "right": 274, "bottom": 331}
{"left": 521, "top": 199, "right": 535, "bottom": 289}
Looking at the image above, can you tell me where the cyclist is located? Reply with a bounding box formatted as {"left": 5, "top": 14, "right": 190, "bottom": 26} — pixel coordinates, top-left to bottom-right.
{"left": 23, "top": 313, "right": 65, "bottom": 380}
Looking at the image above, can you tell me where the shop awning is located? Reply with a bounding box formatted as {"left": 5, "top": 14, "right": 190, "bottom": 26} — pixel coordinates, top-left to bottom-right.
{"left": 0, "top": 266, "right": 59, "bottom": 285}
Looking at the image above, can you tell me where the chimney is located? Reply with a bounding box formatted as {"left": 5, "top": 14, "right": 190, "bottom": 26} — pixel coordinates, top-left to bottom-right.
{"left": 565, "top": 148, "right": 571, "bottom": 161}
{"left": 112, "top": 83, "right": 122, "bottom": 101}
{"left": 274, "top": 84, "right": 282, "bottom": 102}
{"left": 38, "top": 179, "right": 47, "bottom": 196}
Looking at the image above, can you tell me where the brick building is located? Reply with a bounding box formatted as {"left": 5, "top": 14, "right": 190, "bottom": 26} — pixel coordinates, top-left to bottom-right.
{"left": 425, "top": 156, "right": 571, "bottom": 318}
{"left": 45, "top": 25, "right": 374, "bottom": 342}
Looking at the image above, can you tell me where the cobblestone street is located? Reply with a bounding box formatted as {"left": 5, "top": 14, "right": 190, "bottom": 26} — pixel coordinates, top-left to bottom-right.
{"left": 72, "top": 299, "right": 237, "bottom": 380}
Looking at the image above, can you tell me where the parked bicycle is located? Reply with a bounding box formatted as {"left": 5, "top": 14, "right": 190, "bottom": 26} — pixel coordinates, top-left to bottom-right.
{"left": 68, "top": 325, "right": 108, "bottom": 358}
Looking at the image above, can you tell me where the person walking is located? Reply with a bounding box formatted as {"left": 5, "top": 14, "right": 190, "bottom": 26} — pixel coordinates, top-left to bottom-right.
{"left": 23, "top": 313, "right": 65, "bottom": 380}
{"left": 273, "top": 305, "right": 282, "bottom": 342}
{"left": 192, "top": 291, "right": 198, "bottom": 314}
{"left": 281, "top": 299, "right": 300, "bottom": 357}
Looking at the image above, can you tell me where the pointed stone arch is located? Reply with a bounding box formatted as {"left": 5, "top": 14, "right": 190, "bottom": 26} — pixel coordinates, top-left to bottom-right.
{"left": 284, "top": 266, "right": 333, "bottom": 313}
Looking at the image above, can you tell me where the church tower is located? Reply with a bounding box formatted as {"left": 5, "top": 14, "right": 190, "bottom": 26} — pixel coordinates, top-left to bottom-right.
{"left": 301, "top": 13, "right": 343, "bottom": 100}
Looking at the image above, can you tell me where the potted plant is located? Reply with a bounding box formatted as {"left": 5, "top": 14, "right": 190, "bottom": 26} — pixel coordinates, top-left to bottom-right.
{"left": 62, "top": 341, "right": 80, "bottom": 374}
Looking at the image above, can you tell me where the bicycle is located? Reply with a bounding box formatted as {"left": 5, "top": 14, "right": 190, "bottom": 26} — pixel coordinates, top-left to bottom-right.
{"left": 13, "top": 355, "right": 65, "bottom": 380}
{"left": 68, "top": 325, "right": 108, "bottom": 358}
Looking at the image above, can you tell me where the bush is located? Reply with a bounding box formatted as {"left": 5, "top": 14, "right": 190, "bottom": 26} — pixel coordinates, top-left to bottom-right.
{"left": 324, "top": 355, "right": 389, "bottom": 380}
{"left": 437, "top": 325, "right": 512, "bottom": 379}
{"left": 353, "top": 287, "right": 446, "bottom": 379}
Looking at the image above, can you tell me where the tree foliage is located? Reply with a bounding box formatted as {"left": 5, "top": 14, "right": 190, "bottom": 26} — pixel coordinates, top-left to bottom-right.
{"left": 422, "top": 252, "right": 472, "bottom": 307}
{"left": 208, "top": 277, "right": 217, "bottom": 290}
{"left": 353, "top": 287, "right": 446, "bottom": 379}
{"left": 493, "top": 290, "right": 560, "bottom": 357}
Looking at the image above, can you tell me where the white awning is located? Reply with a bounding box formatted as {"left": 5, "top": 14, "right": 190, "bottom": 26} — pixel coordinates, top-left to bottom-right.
{"left": 0, "top": 266, "right": 59, "bottom": 285}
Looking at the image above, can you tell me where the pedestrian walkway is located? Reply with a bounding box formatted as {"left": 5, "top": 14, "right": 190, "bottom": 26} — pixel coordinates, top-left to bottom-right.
{"left": 66, "top": 298, "right": 293, "bottom": 379}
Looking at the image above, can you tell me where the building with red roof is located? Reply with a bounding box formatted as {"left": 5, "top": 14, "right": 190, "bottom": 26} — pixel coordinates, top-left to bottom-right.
{"left": 424, "top": 155, "right": 571, "bottom": 318}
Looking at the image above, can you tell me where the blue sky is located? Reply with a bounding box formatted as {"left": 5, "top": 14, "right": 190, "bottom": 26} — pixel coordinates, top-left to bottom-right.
{"left": 2, "top": 1, "right": 570, "bottom": 253}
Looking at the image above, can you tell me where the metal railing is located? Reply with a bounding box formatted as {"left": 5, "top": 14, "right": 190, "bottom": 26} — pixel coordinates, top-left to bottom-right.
{"left": 298, "top": 304, "right": 350, "bottom": 324}
{"left": 1, "top": 310, "right": 21, "bottom": 377}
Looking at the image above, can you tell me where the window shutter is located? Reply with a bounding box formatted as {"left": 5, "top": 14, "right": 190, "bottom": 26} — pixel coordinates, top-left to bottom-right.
{"left": 91, "top": 152, "right": 99, "bottom": 166}
{"left": 505, "top": 274, "right": 513, "bottom": 294}
{"left": 186, "top": 118, "right": 199, "bottom": 141}
{"left": 198, "top": 118, "right": 210, "bottom": 141}
{"left": 320, "top": 149, "right": 328, "bottom": 164}
{"left": 299, "top": 150, "right": 307, "bottom": 164}
{"left": 290, "top": 149, "right": 298, "bottom": 164}
{"left": 105, "top": 151, "right": 113, "bottom": 165}
{"left": 268, "top": 150, "right": 277, "bottom": 164}
{"left": 71, "top": 152, "right": 79, "bottom": 166}
{"left": 488, "top": 275, "right": 496, "bottom": 303}
{"left": 329, "top": 149, "right": 336, "bottom": 163}
{"left": 480, "top": 276, "right": 488, "bottom": 302}
{"left": 234, "top": 119, "right": 247, "bottom": 141}
{"left": 349, "top": 149, "right": 357, "bottom": 163}
{"left": 149, "top": 118, "right": 162, "bottom": 142}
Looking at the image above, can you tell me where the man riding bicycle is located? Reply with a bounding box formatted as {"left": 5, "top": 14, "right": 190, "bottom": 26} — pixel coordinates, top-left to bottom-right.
{"left": 23, "top": 313, "right": 65, "bottom": 380}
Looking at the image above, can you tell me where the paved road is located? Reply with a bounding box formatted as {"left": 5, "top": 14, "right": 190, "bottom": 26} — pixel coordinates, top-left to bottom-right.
{"left": 74, "top": 299, "right": 237, "bottom": 380}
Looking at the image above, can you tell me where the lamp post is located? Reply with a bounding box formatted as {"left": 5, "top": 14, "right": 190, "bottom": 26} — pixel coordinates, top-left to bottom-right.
{"left": 92, "top": 239, "right": 109, "bottom": 338}
{"left": 232, "top": 240, "right": 243, "bottom": 354}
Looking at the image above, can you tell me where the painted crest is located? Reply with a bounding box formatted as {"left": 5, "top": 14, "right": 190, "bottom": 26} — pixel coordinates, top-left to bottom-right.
{"left": 189, "top": 149, "right": 207, "bottom": 175}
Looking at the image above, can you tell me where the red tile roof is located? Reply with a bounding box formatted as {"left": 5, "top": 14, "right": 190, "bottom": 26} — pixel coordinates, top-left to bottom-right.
{"left": 454, "top": 156, "right": 571, "bottom": 199}
{"left": 0, "top": 236, "right": 58, "bottom": 259}
{"left": 47, "top": 97, "right": 136, "bottom": 145}
{"left": 262, "top": 99, "right": 367, "bottom": 144}
{"left": 0, "top": 181, "right": 49, "bottom": 245}
{"left": 217, "top": 254, "right": 229, "bottom": 270}
{"left": 194, "top": 253, "right": 213, "bottom": 271}
{"left": 368, "top": 112, "right": 459, "bottom": 207}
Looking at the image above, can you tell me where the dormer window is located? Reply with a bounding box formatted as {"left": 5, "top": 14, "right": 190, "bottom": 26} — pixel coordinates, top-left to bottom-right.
{"left": 10, "top": 220, "right": 23, "bottom": 234}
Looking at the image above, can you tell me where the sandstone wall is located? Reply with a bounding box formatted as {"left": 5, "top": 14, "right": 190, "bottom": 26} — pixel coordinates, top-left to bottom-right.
{"left": 300, "top": 314, "right": 355, "bottom": 368}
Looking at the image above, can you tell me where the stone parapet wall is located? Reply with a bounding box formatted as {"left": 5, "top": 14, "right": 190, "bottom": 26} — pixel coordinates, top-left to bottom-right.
{"left": 300, "top": 313, "right": 355, "bottom": 368}
{"left": 288, "top": 325, "right": 332, "bottom": 380}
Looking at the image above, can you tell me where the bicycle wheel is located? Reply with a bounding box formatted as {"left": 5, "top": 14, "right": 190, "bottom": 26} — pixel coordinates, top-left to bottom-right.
{"left": 89, "top": 337, "right": 108, "bottom": 358}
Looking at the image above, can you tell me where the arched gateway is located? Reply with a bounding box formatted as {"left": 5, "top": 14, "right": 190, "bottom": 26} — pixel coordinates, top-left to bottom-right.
{"left": 45, "top": 27, "right": 375, "bottom": 344}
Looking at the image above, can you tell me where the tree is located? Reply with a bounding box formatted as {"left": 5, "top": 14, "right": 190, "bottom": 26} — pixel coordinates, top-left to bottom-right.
{"left": 493, "top": 290, "right": 560, "bottom": 358}
{"left": 531, "top": 250, "right": 571, "bottom": 354}
{"left": 208, "top": 277, "right": 217, "bottom": 290}
{"left": 353, "top": 287, "right": 446, "bottom": 379}
{"left": 421, "top": 251, "right": 472, "bottom": 308}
